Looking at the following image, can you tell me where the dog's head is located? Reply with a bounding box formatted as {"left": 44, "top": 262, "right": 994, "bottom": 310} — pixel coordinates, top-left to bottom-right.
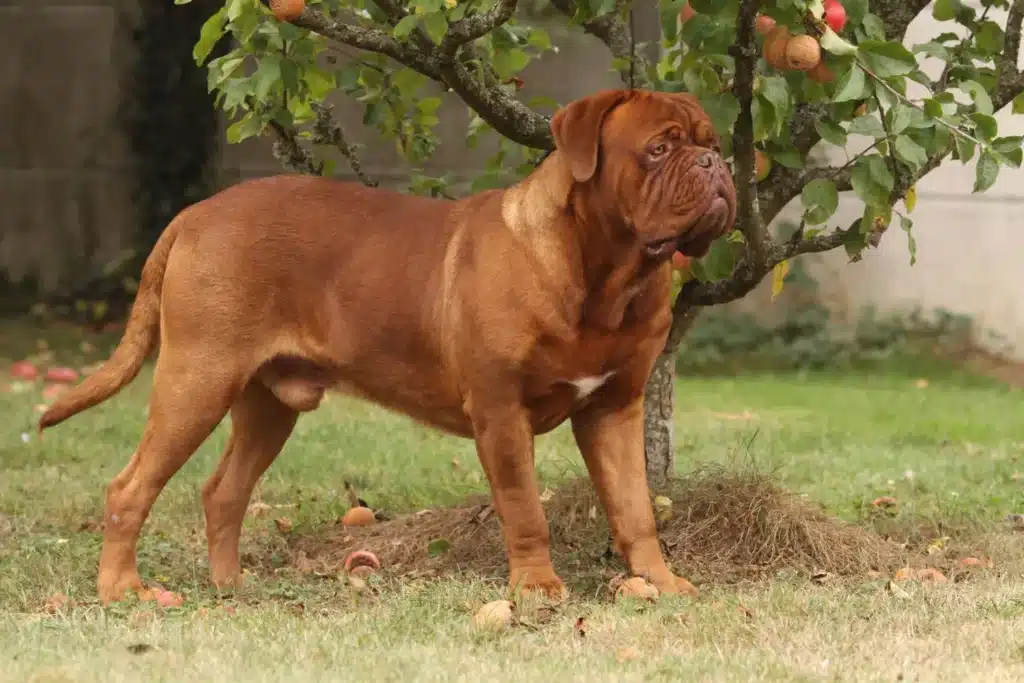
{"left": 551, "top": 89, "right": 737, "bottom": 260}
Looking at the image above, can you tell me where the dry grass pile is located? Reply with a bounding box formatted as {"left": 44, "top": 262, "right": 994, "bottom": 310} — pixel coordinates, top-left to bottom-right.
{"left": 291, "top": 466, "right": 902, "bottom": 585}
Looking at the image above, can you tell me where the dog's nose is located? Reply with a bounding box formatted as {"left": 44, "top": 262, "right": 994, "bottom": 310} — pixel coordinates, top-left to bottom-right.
{"left": 696, "top": 151, "right": 716, "bottom": 169}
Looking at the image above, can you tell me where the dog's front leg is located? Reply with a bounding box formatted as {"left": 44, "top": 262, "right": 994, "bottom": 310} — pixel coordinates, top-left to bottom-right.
{"left": 469, "top": 400, "right": 566, "bottom": 600}
{"left": 571, "top": 396, "right": 699, "bottom": 598}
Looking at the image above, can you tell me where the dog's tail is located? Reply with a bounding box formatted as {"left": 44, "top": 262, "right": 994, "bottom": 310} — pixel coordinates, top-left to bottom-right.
{"left": 38, "top": 218, "right": 184, "bottom": 433}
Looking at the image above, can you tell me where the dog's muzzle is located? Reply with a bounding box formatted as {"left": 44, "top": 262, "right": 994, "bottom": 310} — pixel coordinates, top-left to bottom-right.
{"left": 643, "top": 150, "right": 737, "bottom": 260}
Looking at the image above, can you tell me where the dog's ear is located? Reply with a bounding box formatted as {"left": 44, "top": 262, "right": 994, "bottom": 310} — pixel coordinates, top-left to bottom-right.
{"left": 550, "top": 90, "right": 630, "bottom": 183}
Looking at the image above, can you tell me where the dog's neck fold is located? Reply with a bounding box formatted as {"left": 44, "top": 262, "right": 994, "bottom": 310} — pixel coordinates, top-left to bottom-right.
{"left": 502, "top": 151, "right": 655, "bottom": 332}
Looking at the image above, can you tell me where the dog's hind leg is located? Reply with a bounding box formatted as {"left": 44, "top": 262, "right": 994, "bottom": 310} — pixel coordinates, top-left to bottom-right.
{"left": 201, "top": 379, "right": 299, "bottom": 590}
{"left": 97, "top": 353, "right": 239, "bottom": 604}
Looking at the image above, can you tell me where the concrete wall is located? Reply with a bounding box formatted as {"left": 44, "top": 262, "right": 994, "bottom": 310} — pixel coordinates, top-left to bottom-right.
{"left": 1, "top": 1, "right": 1023, "bottom": 360}
{"left": 0, "top": 0, "right": 138, "bottom": 292}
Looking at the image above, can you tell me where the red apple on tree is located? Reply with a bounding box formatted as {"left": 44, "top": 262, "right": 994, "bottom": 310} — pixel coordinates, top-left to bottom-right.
{"left": 672, "top": 251, "right": 691, "bottom": 271}
{"left": 823, "top": 0, "right": 847, "bottom": 33}
{"left": 755, "top": 15, "right": 777, "bottom": 36}
{"left": 679, "top": 2, "right": 696, "bottom": 23}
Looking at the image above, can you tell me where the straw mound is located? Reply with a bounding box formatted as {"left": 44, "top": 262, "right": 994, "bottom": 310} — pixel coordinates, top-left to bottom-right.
{"left": 290, "top": 467, "right": 901, "bottom": 585}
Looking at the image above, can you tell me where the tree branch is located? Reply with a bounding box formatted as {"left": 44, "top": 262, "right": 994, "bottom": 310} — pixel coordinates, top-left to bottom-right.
{"left": 548, "top": 0, "right": 653, "bottom": 88}
{"left": 294, "top": 8, "right": 437, "bottom": 76}
{"left": 728, "top": 0, "right": 772, "bottom": 276}
{"left": 293, "top": 5, "right": 554, "bottom": 150}
{"left": 310, "top": 102, "right": 377, "bottom": 187}
{"left": 756, "top": 0, "right": 933, "bottom": 225}
{"left": 439, "top": 0, "right": 519, "bottom": 58}
{"left": 1007, "top": 0, "right": 1023, "bottom": 69}
{"left": 267, "top": 119, "right": 322, "bottom": 175}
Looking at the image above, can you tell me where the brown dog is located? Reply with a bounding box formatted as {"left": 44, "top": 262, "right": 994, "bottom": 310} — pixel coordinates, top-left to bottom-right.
{"left": 39, "top": 88, "right": 736, "bottom": 604}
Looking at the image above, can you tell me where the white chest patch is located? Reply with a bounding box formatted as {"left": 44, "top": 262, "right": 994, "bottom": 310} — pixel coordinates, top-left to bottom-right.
{"left": 569, "top": 372, "right": 616, "bottom": 400}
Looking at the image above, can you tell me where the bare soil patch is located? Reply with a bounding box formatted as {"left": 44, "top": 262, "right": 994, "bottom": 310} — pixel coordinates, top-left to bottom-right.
{"left": 290, "top": 467, "right": 908, "bottom": 587}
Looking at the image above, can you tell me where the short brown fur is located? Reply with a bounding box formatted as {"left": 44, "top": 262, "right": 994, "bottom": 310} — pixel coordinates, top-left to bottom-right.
{"left": 38, "top": 88, "right": 737, "bottom": 604}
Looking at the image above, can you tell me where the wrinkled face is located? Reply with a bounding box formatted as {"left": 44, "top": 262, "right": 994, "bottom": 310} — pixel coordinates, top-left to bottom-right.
{"left": 551, "top": 89, "right": 738, "bottom": 260}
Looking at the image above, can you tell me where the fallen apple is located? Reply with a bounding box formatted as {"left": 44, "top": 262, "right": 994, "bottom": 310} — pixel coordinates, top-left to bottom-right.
{"left": 343, "top": 549, "right": 382, "bottom": 573}
{"left": 9, "top": 361, "right": 38, "bottom": 381}
{"left": 44, "top": 367, "right": 80, "bottom": 384}
{"left": 472, "top": 600, "right": 514, "bottom": 631}
{"left": 341, "top": 505, "right": 376, "bottom": 527}
{"left": 615, "top": 576, "right": 660, "bottom": 601}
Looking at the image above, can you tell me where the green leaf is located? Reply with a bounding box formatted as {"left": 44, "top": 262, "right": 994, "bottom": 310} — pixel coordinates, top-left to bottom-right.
{"left": 772, "top": 149, "right": 803, "bottom": 169}
{"left": 752, "top": 95, "right": 778, "bottom": 141}
{"left": 418, "top": 97, "right": 443, "bottom": 115}
{"left": 861, "top": 14, "right": 887, "bottom": 41}
{"left": 899, "top": 215, "right": 917, "bottom": 266}
{"left": 894, "top": 135, "right": 928, "bottom": 171}
{"left": 932, "top": 0, "right": 963, "bottom": 22}
{"left": 815, "top": 119, "right": 848, "bottom": 147}
{"left": 422, "top": 11, "right": 448, "bottom": 44}
{"left": 953, "top": 133, "right": 976, "bottom": 164}
{"left": 842, "top": 0, "right": 869, "bottom": 23}
{"left": 1013, "top": 92, "right": 1024, "bottom": 115}
{"left": 832, "top": 67, "right": 868, "bottom": 103}
{"left": 699, "top": 92, "right": 740, "bottom": 139}
{"left": 848, "top": 115, "right": 886, "bottom": 139}
{"left": 851, "top": 154, "right": 894, "bottom": 208}
{"left": 976, "top": 21, "right": 1005, "bottom": 56}
{"left": 857, "top": 41, "right": 919, "bottom": 78}
{"left": 193, "top": 8, "right": 227, "bottom": 65}
{"left": 695, "top": 237, "right": 738, "bottom": 283}
{"left": 969, "top": 113, "right": 998, "bottom": 142}
{"left": 393, "top": 15, "right": 420, "bottom": 40}
{"left": 225, "top": 112, "right": 265, "bottom": 144}
{"left": 207, "top": 54, "right": 245, "bottom": 91}
{"left": 251, "top": 57, "right": 282, "bottom": 103}
{"left": 961, "top": 80, "right": 994, "bottom": 116}
{"left": 758, "top": 76, "right": 791, "bottom": 119}
{"left": 888, "top": 104, "right": 915, "bottom": 136}
{"left": 427, "top": 538, "right": 452, "bottom": 557}
{"left": 493, "top": 48, "right": 531, "bottom": 80}
{"left": 992, "top": 136, "right": 1024, "bottom": 168}
{"left": 974, "top": 151, "right": 1000, "bottom": 193}
{"left": 913, "top": 41, "right": 950, "bottom": 61}
{"left": 801, "top": 179, "right": 840, "bottom": 226}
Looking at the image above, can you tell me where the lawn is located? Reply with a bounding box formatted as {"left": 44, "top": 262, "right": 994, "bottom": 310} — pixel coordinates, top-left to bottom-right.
{"left": 3, "top": 323, "right": 1024, "bottom": 682}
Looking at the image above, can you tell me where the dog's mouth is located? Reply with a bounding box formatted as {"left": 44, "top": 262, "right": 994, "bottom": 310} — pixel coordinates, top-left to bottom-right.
{"left": 643, "top": 190, "right": 735, "bottom": 261}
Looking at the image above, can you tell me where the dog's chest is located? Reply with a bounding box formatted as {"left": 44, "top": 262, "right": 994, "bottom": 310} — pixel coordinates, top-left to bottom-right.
{"left": 523, "top": 323, "right": 655, "bottom": 433}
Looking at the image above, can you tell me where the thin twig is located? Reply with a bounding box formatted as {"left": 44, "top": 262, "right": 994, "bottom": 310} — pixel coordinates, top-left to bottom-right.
{"left": 311, "top": 103, "right": 378, "bottom": 187}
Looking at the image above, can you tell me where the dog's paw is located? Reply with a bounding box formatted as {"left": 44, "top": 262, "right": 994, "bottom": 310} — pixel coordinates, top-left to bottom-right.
{"left": 509, "top": 567, "right": 568, "bottom": 602}
{"left": 650, "top": 573, "right": 699, "bottom": 598}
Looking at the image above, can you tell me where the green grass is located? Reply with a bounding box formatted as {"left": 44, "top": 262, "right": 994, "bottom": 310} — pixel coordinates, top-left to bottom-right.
{"left": 3, "top": 327, "right": 1024, "bottom": 682}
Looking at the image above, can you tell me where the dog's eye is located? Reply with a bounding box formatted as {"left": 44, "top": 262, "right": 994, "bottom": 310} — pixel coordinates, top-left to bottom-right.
{"left": 648, "top": 143, "right": 669, "bottom": 159}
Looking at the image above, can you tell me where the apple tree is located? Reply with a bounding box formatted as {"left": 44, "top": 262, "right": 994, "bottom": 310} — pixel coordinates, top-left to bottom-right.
{"left": 179, "top": 0, "right": 1024, "bottom": 485}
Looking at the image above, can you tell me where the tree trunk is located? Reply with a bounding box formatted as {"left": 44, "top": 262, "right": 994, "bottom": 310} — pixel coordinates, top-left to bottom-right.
{"left": 643, "top": 350, "right": 676, "bottom": 486}
{"left": 643, "top": 304, "right": 701, "bottom": 486}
